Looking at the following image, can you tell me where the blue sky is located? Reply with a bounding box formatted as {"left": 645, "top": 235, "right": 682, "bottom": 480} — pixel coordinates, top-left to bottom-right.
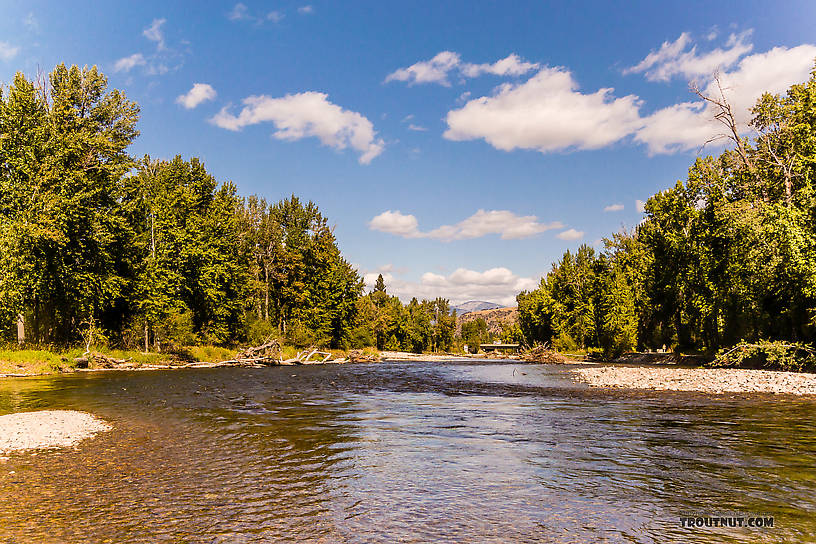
{"left": 2, "top": 0, "right": 815, "bottom": 305}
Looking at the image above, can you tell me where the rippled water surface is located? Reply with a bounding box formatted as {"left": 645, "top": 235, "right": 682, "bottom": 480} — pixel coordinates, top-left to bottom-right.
{"left": 1, "top": 360, "right": 815, "bottom": 543}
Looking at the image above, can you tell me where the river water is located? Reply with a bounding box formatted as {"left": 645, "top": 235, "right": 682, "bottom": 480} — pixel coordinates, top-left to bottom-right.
{"left": 0, "top": 360, "right": 814, "bottom": 543}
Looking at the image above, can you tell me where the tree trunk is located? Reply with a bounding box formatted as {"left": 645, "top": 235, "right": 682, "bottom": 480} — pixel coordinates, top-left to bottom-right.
{"left": 16, "top": 314, "right": 25, "bottom": 345}
{"left": 264, "top": 265, "right": 270, "bottom": 321}
{"left": 145, "top": 322, "right": 149, "bottom": 353}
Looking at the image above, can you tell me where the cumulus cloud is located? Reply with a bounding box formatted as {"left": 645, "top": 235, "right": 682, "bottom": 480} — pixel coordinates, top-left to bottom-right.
{"left": 385, "top": 51, "right": 462, "bottom": 86}
{"left": 556, "top": 228, "right": 584, "bottom": 241}
{"left": 636, "top": 43, "right": 816, "bottom": 153}
{"left": 407, "top": 124, "right": 427, "bottom": 131}
{"left": 143, "top": 18, "right": 166, "bottom": 50}
{"left": 385, "top": 52, "right": 538, "bottom": 86}
{"left": 113, "top": 53, "right": 146, "bottom": 72}
{"left": 298, "top": 5, "right": 314, "bottom": 14}
{"left": 368, "top": 211, "right": 420, "bottom": 238}
{"left": 176, "top": 83, "right": 217, "bottom": 109}
{"left": 210, "top": 91, "right": 384, "bottom": 164}
{"left": 604, "top": 203, "right": 624, "bottom": 212}
{"left": 444, "top": 66, "right": 643, "bottom": 152}
{"left": 369, "top": 209, "right": 564, "bottom": 241}
{"left": 635, "top": 200, "right": 646, "bottom": 212}
{"left": 461, "top": 54, "right": 540, "bottom": 78}
{"left": 363, "top": 267, "right": 537, "bottom": 307}
{"left": 267, "top": 11, "right": 284, "bottom": 23}
{"left": 441, "top": 33, "right": 815, "bottom": 157}
{"left": 0, "top": 41, "right": 20, "bottom": 61}
{"left": 624, "top": 31, "right": 753, "bottom": 82}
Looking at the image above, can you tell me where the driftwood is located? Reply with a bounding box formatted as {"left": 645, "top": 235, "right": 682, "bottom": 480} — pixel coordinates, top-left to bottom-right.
{"left": 522, "top": 344, "right": 566, "bottom": 364}
{"left": 235, "top": 340, "right": 281, "bottom": 362}
{"left": 74, "top": 351, "right": 132, "bottom": 369}
{"left": 347, "top": 350, "right": 380, "bottom": 363}
{"left": 225, "top": 341, "right": 338, "bottom": 366}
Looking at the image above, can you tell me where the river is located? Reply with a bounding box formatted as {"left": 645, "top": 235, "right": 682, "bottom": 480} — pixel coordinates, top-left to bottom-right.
{"left": 1, "top": 360, "right": 814, "bottom": 543}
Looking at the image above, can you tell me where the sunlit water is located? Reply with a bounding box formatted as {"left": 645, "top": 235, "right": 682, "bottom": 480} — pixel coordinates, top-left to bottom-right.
{"left": 1, "top": 360, "right": 814, "bottom": 543}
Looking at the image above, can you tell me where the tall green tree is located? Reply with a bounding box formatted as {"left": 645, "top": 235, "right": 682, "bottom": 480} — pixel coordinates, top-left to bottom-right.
{"left": 0, "top": 64, "right": 139, "bottom": 343}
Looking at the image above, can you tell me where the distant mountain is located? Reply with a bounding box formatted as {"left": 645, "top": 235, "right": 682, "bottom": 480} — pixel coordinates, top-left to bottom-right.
{"left": 456, "top": 307, "right": 519, "bottom": 336}
{"left": 452, "top": 300, "right": 503, "bottom": 316}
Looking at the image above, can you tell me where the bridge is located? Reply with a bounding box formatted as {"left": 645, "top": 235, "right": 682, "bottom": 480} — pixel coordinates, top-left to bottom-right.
{"left": 478, "top": 342, "right": 521, "bottom": 354}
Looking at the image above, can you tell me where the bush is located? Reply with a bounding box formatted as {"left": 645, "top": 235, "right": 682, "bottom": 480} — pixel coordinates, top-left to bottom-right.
{"left": 712, "top": 340, "right": 816, "bottom": 372}
{"left": 246, "top": 318, "right": 280, "bottom": 346}
{"left": 552, "top": 332, "right": 579, "bottom": 353}
{"left": 155, "top": 310, "right": 198, "bottom": 347}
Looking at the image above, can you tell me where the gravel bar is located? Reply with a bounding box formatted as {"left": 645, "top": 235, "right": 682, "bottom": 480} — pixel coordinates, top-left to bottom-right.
{"left": 0, "top": 410, "right": 111, "bottom": 453}
{"left": 571, "top": 366, "right": 816, "bottom": 395}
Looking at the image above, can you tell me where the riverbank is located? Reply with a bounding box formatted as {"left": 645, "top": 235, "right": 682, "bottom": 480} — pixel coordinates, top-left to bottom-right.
{"left": 0, "top": 410, "right": 111, "bottom": 454}
{"left": 381, "top": 350, "right": 495, "bottom": 361}
{"left": 572, "top": 365, "right": 816, "bottom": 395}
{"left": 0, "top": 345, "right": 381, "bottom": 378}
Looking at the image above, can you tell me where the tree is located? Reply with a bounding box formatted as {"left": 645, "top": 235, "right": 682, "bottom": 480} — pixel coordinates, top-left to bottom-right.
{"left": 0, "top": 64, "right": 139, "bottom": 343}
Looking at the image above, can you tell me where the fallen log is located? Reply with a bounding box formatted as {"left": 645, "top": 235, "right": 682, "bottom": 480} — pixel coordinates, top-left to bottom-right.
{"left": 74, "top": 351, "right": 132, "bottom": 369}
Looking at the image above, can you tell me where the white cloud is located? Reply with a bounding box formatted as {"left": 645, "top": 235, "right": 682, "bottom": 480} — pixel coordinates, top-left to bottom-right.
{"left": 604, "top": 203, "right": 624, "bottom": 212}
{"left": 267, "top": 11, "right": 284, "bottom": 23}
{"left": 369, "top": 209, "right": 564, "bottom": 241}
{"left": 176, "top": 83, "right": 217, "bottom": 109}
{"left": 445, "top": 66, "right": 643, "bottom": 152}
{"left": 385, "top": 51, "right": 462, "bottom": 86}
{"left": 23, "top": 13, "right": 39, "bottom": 32}
{"left": 556, "top": 228, "right": 584, "bottom": 241}
{"left": 229, "top": 3, "right": 283, "bottom": 24}
{"left": 228, "top": 3, "right": 250, "bottom": 20}
{"left": 363, "top": 267, "right": 536, "bottom": 307}
{"left": 625, "top": 31, "right": 753, "bottom": 82}
{"left": 461, "top": 54, "right": 539, "bottom": 77}
{"left": 298, "top": 5, "right": 314, "bottom": 14}
{"left": 143, "top": 18, "right": 166, "bottom": 50}
{"left": 636, "top": 44, "right": 816, "bottom": 153}
{"left": 368, "top": 211, "right": 420, "bottom": 238}
{"left": 385, "top": 51, "right": 538, "bottom": 86}
{"left": 210, "top": 92, "right": 384, "bottom": 164}
{"left": 635, "top": 200, "right": 646, "bottom": 212}
{"left": 113, "top": 53, "right": 146, "bottom": 72}
{"left": 407, "top": 124, "right": 427, "bottom": 131}
{"left": 0, "top": 41, "right": 20, "bottom": 61}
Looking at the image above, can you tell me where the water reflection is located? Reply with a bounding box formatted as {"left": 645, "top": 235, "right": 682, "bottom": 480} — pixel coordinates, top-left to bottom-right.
{"left": 0, "top": 362, "right": 814, "bottom": 543}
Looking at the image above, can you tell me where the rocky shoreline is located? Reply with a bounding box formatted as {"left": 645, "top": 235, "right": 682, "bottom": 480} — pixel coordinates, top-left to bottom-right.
{"left": 571, "top": 365, "right": 816, "bottom": 395}
{"left": 0, "top": 410, "right": 111, "bottom": 454}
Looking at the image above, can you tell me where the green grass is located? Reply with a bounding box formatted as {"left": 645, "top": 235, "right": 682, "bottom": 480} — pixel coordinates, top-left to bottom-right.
{"left": 185, "top": 345, "right": 235, "bottom": 363}
{"left": 0, "top": 348, "right": 69, "bottom": 374}
{"left": 0, "top": 343, "right": 382, "bottom": 375}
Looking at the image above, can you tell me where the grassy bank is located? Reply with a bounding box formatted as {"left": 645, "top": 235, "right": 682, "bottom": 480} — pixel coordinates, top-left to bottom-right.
{"left": 0, "top": 345, "right": 232, "bottom": 376}
{"left": 0, "top": 345, "right": 381, "bottom": 376}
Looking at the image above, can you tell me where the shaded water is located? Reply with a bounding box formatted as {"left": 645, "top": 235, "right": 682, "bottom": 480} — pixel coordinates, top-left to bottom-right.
{"left": 0, "top": 360, "right": 815, "bottom": 543}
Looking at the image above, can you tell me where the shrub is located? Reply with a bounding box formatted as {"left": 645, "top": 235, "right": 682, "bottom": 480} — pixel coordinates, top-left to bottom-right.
{"left": 552, "top": 332, "right": 579, "bottom": 353}
{"left": 712, "top": 340, "right": 816, "bottom": 372}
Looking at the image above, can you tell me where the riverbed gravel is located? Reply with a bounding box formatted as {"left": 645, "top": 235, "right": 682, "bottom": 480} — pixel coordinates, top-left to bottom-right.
{"left": 0, "top": 410, "right": 111, "bottom": 454}
{"left": 571, "top": 366, "right": 816, "bottom": 395}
